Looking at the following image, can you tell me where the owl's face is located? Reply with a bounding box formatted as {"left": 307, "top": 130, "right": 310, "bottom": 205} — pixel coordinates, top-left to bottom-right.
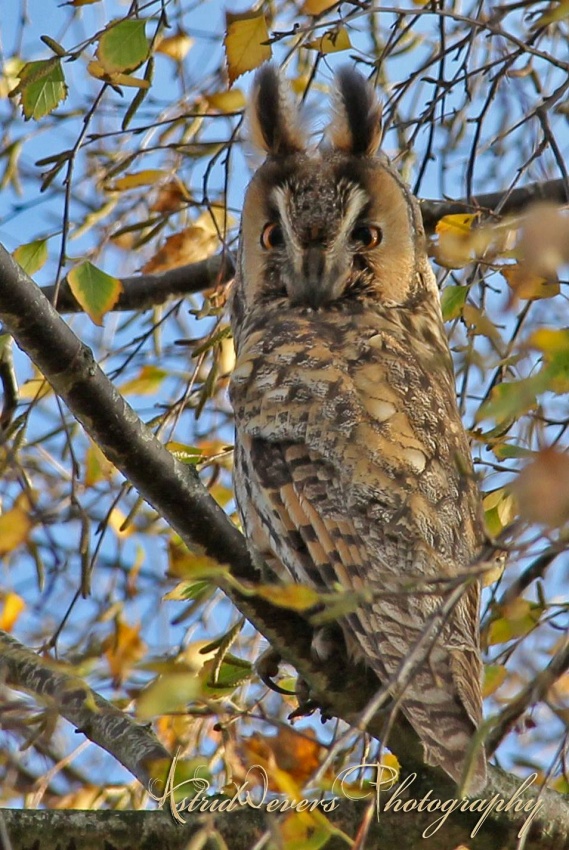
{"left": 234, "top": 66, "right": 438, "bottom": 327}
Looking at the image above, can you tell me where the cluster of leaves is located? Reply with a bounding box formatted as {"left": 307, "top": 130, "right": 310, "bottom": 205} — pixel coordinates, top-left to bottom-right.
{"left": 0, "top": 0, "right": 568, "bottom": 841}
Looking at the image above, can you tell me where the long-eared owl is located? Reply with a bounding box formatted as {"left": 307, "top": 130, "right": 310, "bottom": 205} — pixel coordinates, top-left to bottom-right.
{"left": 228, "top": 65, "right": 487, "bottom": 793}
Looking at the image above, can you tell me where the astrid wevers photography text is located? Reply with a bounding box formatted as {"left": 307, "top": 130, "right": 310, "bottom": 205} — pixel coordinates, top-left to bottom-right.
{"left": 149, "top": 757, "right": 542, "bottom": 840}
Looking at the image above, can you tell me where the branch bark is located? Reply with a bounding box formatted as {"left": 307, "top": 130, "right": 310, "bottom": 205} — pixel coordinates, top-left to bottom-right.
{"left": 419, "top": 177, "right": 569, "bottom": 233}
{"left": 42, "top": 253, "right": 235, "bottom": 313}
{"left": 0, "top": 631, "right": 170, "bottom": 789}
{"left": 1, "top": 242, "right": 569, "bottom": 845}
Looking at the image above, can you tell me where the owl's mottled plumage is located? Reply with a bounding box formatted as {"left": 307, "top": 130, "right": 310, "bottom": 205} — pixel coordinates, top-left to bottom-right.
{"left": 229, "top": 65, "right": 487, "bottom": 793}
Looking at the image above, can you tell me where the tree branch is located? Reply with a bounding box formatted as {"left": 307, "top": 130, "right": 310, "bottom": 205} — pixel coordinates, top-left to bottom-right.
{"left": 420, "top": 177, "right": 569, "bottom": 233}
{"left": 0, "top": 631, "right": 169, "bottom": 789}
{"left": 2, "top": 767, "right": 569, "bottom": 850}
{"left": 42, "top": 253, "right": 235, "bottom": 313}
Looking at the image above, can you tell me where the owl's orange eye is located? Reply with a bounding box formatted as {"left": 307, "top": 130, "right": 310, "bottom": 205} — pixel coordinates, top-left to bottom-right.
{"left": 351, "top": 224, "right": 382, "bottom": 249}
{"left": 260, "top": 222, "right": 284, "bottom": 250}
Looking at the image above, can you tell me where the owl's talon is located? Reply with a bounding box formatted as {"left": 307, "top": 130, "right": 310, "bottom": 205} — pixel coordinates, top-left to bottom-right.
{"left": 255, "top": 648, "right": 296, "bottom": 695}
{"left": 287, "top": 677, "right": 332, "bottom": 723}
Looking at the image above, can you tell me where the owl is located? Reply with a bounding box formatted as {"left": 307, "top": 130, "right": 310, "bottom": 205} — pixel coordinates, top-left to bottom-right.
{"left": 228, "top": 65, "right": 487, "bottom": 794}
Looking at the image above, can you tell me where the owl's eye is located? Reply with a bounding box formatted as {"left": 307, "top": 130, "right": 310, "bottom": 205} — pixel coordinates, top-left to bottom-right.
{"left": 351, "top": 224, "right": 382, "bottom": 250}
{"left": 260, "top": 222, "right": 285, "bottom": 250}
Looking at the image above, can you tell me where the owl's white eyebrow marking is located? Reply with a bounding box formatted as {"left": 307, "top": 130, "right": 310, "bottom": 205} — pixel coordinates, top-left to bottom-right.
{"left": 333, "top": 183, "right": 369, "bottom": 248}
{"left": 272, "top": 184, "right": 303, "bottom": 272}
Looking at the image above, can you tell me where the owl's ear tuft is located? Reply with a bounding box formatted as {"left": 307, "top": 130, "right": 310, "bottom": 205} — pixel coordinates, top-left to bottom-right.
{"left": 248, "top": 64, "right": 306, "bottom": 156}
{"left": 328, "top": 68, "right": 382, "bottom": 156}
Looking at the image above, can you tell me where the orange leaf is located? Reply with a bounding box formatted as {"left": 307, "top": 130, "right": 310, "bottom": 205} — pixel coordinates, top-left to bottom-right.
{"left": 104, "top": 620, "right": 146, "bottom": 683}
{"left": 142, "top": 226, "right": 219, "bottom": 273}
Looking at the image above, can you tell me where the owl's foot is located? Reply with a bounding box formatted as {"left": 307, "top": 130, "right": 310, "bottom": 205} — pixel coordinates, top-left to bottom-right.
{"left": 255, "top": 648, "right": 296, "bottom": 695}
{"left": 288, "top": 677, "right": 332, "bottom": 723}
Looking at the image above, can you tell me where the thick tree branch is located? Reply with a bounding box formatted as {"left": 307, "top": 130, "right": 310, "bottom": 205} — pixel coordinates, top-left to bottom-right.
{"left": 1, "top": 243, "right": 569, "bottom": 844}
{"left": 0, "top": 631, "right": 170, "bottom": 789}
{"left": 41, "top": 253, "right": 235, "bottom": 313}
{"left": 420, "top": 177, "right": 569, "bottom": 233}
{"left": 33, "top": 179, "right": 569, "bottom": 316}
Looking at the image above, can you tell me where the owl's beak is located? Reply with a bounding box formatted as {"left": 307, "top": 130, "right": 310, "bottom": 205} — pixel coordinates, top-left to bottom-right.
{"left": 287, "top": 245, "right": 347, "bottom": 309}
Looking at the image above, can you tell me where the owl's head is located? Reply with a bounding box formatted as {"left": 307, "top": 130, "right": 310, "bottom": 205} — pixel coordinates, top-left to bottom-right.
{"left": 233, "top": 65, "right": 437, "bottom": 324}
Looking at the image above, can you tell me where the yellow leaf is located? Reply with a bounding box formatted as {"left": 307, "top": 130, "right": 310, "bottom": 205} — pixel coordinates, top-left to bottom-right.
{"left": 436, "top": 213, "right": 479, "bottom": 236}
{"left": 301, "top": 0, "right": 337, "bottom": 14}
{"left": 305, "top": 27, "right": 351, "bottom": 53}
{"left": 534, "top": 0, "right": 569, "bottom": 26}
{"left": 156, "top": 31, "right": 193, "bottom": 63}
{"left": 0, "top": 591, "right": 26, "bottom": 630}
{"left": 501, "top": 265, "right": 559, "bottom": 300}
{"left": 85, "top": 441, "right": 115, "bottom": 486}
{"left": 483, "top": 487, "right": 517, "bottom": 537}
{"left": 486, "top": 599, "right": 541, "bottom": 646}
{"left": 256, "top": 583, "right": 321, "bottom": 611}
{"left": 462, "top": 304, "right": 501, "bottom": 343}
{"left": 529, "top": 328, "right": 569, "bottom": 354}
{"left": 482, "top": 664, "right": 508, "bottom": 697}
{"left": 166, "top": 541, "right": 228, "bottom": 581}
{"left": 136, "top": 671, "right": 201, "bottom": 720}
{"left": 205, "top": 89, "right": 246, "bottom": 112}
{"left": 432, "top": 213, "right": 480, "bottom": 269}
{"left": 0, "top": 498, "right": 33, "bottom": 556}
{"left": 119, "top": 365, "right": 168, "bottom": 396}
{"left": 13, "top": 239, "right": 48, "bottom": 275}
{"left": 107, "top": 507, "right": 132, "bottom": 538}
{"left": 109, "top": 169, "right": 168, "bottom": 191}
{"left": 104, "top": 620, "right": 146, "bottom": 683}
{"left": 87, "top": 60, "right": 150, "bottom": 88}
{"left": 142, "top": 226, "right": 219, "bottom": 273}
{"left": 224, "top": 10, "right": 271, "bottom": 85}
{"left": 19, "top": 373, "right": 51, "bottom": 401}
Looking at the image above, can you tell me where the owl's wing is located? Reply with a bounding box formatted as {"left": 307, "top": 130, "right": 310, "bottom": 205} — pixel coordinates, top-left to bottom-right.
{"left": 236, "top": 431, "right": 486, "bottom": 790}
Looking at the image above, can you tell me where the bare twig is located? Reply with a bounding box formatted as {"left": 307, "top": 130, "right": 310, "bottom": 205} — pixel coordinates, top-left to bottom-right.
{"left": 486, "top": 637, "right": 569, "bottom": 755}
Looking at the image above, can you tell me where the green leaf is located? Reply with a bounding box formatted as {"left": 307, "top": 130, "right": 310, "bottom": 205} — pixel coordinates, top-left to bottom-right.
{"left": 441, "top": 284, "right": 467, "bottom": 321}
{"left": 201, "top": 654, "right": 252, "bottom": 696}
{"left": 10, "top": 58, "right": 67, "bottom": 120}
{"left": 491, "top": 442, "right": 535, "bottom": 460}
{"left": 96, "top": 19, "right": 149, "bottom": 74}
{"left": 13, "top": 239, "right": 48, "bottom": 275}
{"left": 476, "top": 373, "right": 548, "bottom": 425}
{"left": 67, "top": 261, "right": 122, "bottom": 325}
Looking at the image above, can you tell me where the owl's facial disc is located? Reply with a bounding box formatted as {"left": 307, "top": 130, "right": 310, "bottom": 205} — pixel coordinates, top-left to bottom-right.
{"left": 263, "top": 173, "right": 375, "bottom": 309}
